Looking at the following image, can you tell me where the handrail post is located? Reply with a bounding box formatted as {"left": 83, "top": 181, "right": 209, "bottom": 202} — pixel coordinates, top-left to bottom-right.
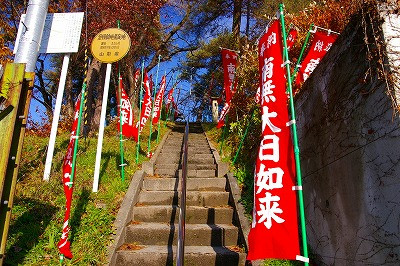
{"left": 177, "top": 120, "right": 189, "bottom": 266}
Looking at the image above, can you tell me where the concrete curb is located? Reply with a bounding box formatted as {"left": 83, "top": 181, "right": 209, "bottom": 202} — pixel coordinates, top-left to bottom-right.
{"left": 142, "top": 127, "right": 173, "bottom": 175}
{"left": 107, "top": 126, "right": 173, "bottom": 266}
{"left": 107, "top": 170, "right": 145, "bottom": 266}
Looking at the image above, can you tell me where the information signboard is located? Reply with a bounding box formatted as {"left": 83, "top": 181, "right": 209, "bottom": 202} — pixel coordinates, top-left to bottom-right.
{"left": 90, "top": 28, "right": 131, "bottom": 63}
{"left": 14, "top": 12, "right": 84, "bottom": 54}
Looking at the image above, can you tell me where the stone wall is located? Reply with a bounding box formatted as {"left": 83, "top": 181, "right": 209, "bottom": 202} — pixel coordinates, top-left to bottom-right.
{"left": 294, "top": 4, "right": 400, "bottom": 265}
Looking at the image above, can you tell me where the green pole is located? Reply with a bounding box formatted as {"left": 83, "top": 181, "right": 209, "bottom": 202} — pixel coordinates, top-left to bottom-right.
{"left": 69, "top": 67, "right": 87, "bottom": 187}
{"left": 219, "top": 114, "right": 228, "bottom": 154}
{"left": 147, "top": 55, "right": 161, "bottom": 155}
{"left": 136, "top": 61, "right": 145, "bottom": 164}
{"left": 117, "top": 20, "right": 125, "bottom": 182}
{"left": 291, "top": 23, "right": 314, "bottom": 83}
{"left": 156, "top": 70, "right": 167, "bottom": 143}
{"left": 232, "top": 109, "right": 255, "bottom": 165}
{"left": 279, "top": 4, "right": 309, "bottom": 265}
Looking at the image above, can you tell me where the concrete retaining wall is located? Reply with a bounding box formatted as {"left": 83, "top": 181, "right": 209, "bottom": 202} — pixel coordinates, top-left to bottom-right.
{"left": 295, "top": 4, "right": 400, "bottom": 265}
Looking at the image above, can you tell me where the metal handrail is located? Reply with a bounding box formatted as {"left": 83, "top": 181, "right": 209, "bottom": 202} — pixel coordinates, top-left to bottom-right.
{"left": 177, "top": 121, "right": 189, "bottom": 266}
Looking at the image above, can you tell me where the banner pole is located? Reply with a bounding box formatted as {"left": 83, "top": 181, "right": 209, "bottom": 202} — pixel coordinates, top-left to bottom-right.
{"left": 43, "top": 53, "right": 70, "bottom": 181}
{"left": 147, "top": 55, "right": 161, "bottom": 156}
{"left": 71, "top": 64, "right": 90, "bottom": 188}
{"left": 232, "top": 109, "right": 255, "bottom": 165}
{"left": 219, "top": 114, "right": 228, "bottom": 154}
{"left": 93, "top": 63, "right": 112, "bottom": 192}
{"left": 279, "top": 4, "right": 309, "bottom": 265}
{"left": 291, "top": 23, "right": 314, "bottom": 83}
{"left": 136, "top": 61, "right": 145, "bottom": 164}
{"left": 156, "top": 70, "right": 167, "bottom": 143}
{"left": 117, "top": 20, "right": 126, "bottom": 182}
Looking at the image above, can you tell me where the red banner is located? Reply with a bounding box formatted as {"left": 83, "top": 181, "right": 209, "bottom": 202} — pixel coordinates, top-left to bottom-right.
{"left": 165, "top": 88, "right": 174, "bottom": 111}
{"left": 247, "top": 20, "right": 300, "bottom": 261}
{"left": 135, "top": 72, "right": 153, "bottom": 138}
{"left": 117, "top": 76, "right": 137, "bottom": 138}
{"left": 217, "top": 48, "right": 238, "bottom": 128}
{"left": 134, "top": 69, "right": 140, "bottom": 86}
{"left": 58, "top": 96, "right": 81, "bottom": 259}
{"left": 216, "top": 102, "right": 230, "bottom": 128}
{"left": 152, "top": 75, "right": 166, "bottom": 125}
{"left": 286, "top": 28, "right": 298, "bottom": 50}
{"left": 221, "top": 48, "right": 238, "bottom": 103}
{"left": 295, "top": 30, "right": 337, "bottom": 86}
{"left": 172, "top": 100, "right": 179, "bottom": 119}
{"left": 255, "top": 86, "right": 261, "bottom": 105}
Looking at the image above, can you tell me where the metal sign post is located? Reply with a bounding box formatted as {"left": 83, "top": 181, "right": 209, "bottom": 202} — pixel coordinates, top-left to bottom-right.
{"left": 91, "top": 28, "right": 131, "bottom": 192}
{"left": 15, "top": 12, "right": 86, "bottom": 181}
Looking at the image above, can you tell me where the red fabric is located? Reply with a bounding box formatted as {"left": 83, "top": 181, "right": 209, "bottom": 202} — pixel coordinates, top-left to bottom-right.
{"left": 133, "top": 72, "right": 153, "bottom": 141}
{"left": 247, "top": 20, "right": 300, "bottom": 261}
{"left": 152, "top": 75, "right": 166, "bottom": 125}
{"left": 172, "top": 100, "right": 179, "bottom": 119}
{"left": 295, "top": 31, "right": 338, "bottom": 86}
{"left": 217, "top": 49, "right": 238, "bottom": 127}
{"left": 58, "top": 96, "right": 81, "bottom": 259}
{"left": 165, "top": 88, "right": 174, "bottom": 112}
{"left": 255, "top": 86, "right": 261, "bottom": 105}
{"left": 221, "top": 48, "right": 238, "bottom": 103}
{"left": 216, "top": 102, "right": 230, "bottom": 128}
{"left": 286, "top": 28, "right": 298, "bottom": 51}
{"left": 134, "top": 69, "right": 140, "bottom": 85}
{"left": 116, "top": 76, "right": 136, "bottom": 138}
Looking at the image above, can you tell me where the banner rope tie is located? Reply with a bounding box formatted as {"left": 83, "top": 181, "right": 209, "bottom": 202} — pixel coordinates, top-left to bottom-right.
{"left": 292, "top": 186, "right": 303, "bottom": 191}
{"left": 296, "top": 255, "right": 310, "bottom": 263}
{"left": 281, "top": 60, "right": 290, "bottom": 67}
{"left": 286, "top": 119, "right": 296, "bottom": 127}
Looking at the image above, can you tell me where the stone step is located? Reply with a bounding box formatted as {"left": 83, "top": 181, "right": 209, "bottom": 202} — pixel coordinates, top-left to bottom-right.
{"left": 132, "top": 205, "right": 233, "bottom": 224}
{"left": 188, "top": 148, "right": 211, "bottom": 153}
{"left": 143, "top": 177, "right": 226, "bottom": 191}
{"left": 154, "top": 163, "right": 179, "bottom": 170}
{"left": 154, "top": 168, "right": 178, "bottom": 176}
{"left": 188, "top": 154, "right": 214, "bottom": 161}
{"left": 124, "top": 223, "right": 238, "bottom": 246}
{"left": 137, "top": 191, "right": 229, "bottom": 207}
{"left": 188, "top": 156, "right": 214, "bottom": 164}
{"left": 187, "top": 164, "right": 216, "bottom": 170}
{"left": 115, "top": 245, "right": 246, "bottom": 266}
{"left": 180, "top": 169, "right": 216, "bottom": 178}
{"left": 154, "top": 163, "right": 216, "bottom": 171}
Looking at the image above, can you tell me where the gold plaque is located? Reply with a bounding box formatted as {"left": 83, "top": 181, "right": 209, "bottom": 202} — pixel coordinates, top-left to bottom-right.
{"left": 91, "top": 28, "right": 131, "bottom": 63}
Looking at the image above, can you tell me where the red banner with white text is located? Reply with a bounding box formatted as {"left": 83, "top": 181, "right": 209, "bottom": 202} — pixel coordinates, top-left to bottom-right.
{"left": 247, "top": 20, "right": 300, "bottom": 261}
{"left": 117, "top": 76, "right": 137, "bottom": 138}
{"left": 286, "top": 28, "right": 298, "bottom": 50}
{"left": 165, "top": 88, "right": 174, "bottom": 112}
{"left": 152, "top": 75, "right": 166, "bottom": 125}
{"left": 295, "top": 30, "right": 337, "bottom": 86}
{"left": 222, "top": 48, "right": 238, "bottom": 102}
{"left": 58, "top": 96, "right": 81, "bottom": 259}
{"left": 217, "top": 48, "right": 238, "bottom": 128}
{"left": 134, "top": 72, "right": 153, "bottom": 141}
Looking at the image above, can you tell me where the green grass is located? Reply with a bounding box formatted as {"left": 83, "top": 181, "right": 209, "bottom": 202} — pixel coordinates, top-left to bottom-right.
{"left": 6, "top": 122, "right": 171, "bottom": 265}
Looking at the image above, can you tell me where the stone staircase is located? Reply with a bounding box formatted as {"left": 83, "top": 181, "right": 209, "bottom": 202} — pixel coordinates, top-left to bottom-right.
{"left": 112, "top": 123, "right": 246, "bottom": 265}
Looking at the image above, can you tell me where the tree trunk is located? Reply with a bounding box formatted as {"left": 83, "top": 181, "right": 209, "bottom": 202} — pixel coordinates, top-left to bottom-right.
{"left": 91, "top": 63, "right": 107, "bottom": 133}
{"left": 64, "top": 70, "right": 74, "bottom": 117}
{"left": 232, "top": 0, "right": 242, "bottom": 47}
{"left": 83, "top": 58, "right": 103, "bottom": 135}
{"left": 127, "top": 66, "right": 139, "bottom": 114}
